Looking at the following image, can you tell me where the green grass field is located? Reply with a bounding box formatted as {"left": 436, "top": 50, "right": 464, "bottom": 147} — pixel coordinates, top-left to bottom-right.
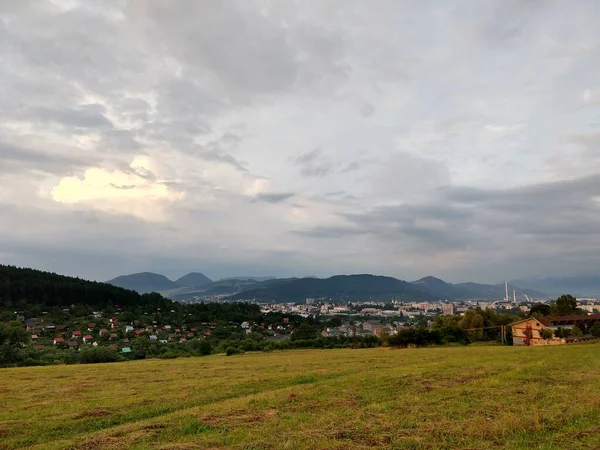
{"left": 1, "top": 344, "right": 600, "bottom": 449}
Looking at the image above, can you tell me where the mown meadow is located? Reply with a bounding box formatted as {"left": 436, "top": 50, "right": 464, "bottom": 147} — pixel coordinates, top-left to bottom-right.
{"left": 1, "top": 344, "right": 600, "bottom": 449}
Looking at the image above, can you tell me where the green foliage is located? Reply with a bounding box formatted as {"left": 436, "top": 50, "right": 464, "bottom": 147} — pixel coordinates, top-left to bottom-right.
{"left": 590, "top": 323, "right": 600, "bottom": 337}
{"left": 186, "top": 339, "right": 212, "bottom": 356}
{"left": 291, "top": 323, "right": 318, "bottom": 341}
{"left": 555, "top": 327, "right": 570, "bottom": 338}
{"left": 226, "top": 346, "right": 241, "bottom": 356}
{"left": 0, "top": 321, "right": 30, "bottom": 346}
{"left": 540, "top": 328, "right": 553, "bottom": 339}
{"left": 551, "top": 294, "right": 579, "bottom": 316}
{"left": 529, "top": 303, "right": 551, "bottom": 316}
{"left": 79, "top": 347, "right": 123, "bottom": 364}
{"left": 571, "top": 326, "right": 583, "bottom": 337}
{"left": 388, "top": 327, "right": 442, "bottom": 347}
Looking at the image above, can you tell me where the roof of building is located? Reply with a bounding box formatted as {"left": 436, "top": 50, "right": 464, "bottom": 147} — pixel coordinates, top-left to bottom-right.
{"left": 538, "top": 314, "right": 600, "bottom": 326}
{"left": 511, "top": 314, "right": 600, "bottom": 327}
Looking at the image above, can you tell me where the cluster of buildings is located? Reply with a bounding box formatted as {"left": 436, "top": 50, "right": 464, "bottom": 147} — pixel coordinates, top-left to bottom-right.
{"left": 23, "top": 313, "right": 218, "bottom": 353}
{"left": 259, "top": 298, "right": 530, "bottom": 321}
{"left": 321, "top": 321, "right": 398, "bottom": 338}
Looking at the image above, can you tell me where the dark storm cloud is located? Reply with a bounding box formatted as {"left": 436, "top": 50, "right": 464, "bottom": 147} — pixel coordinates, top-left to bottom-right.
{"left": 250, "top": 192, "right": 295, "bottom": 204}
{"left": 293, "top": 174, "right": 600, "bottom": 275}
{"left": 0, "top": 141, "right": 92, "bottom": 175}
{"left": 292, "top": 226, "right": 368, "bottom": 239}
{"left": 33, "top": 106, "right": 114, "bottom": 129}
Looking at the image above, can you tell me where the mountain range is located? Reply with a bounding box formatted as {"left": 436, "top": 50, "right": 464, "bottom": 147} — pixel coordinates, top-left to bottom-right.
{"left": 228, "top": 275, "right": 547, "bottom": 303}
{"left": 510, "top": 275, "right": 600, "bottom": 298}
{"left": 106, "top": 272, "right": 272, "bottom": 295}
{"left": 106, "top": 271, "right": 550, "bottom": 302}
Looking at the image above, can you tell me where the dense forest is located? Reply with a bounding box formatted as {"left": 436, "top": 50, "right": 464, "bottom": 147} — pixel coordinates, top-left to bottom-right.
{"left": 0, "top": 265, "right": 153, "bottom": 310}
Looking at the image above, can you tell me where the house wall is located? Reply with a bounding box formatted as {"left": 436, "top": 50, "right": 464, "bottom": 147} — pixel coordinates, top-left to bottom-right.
{"left": 511, "top": 318, "right": 565, "bottom": 346}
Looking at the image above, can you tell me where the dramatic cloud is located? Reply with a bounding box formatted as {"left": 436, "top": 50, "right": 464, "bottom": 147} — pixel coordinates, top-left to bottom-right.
{"left": 1, "top": 0, "right": 599, "bottom": 282}
{"left": 51, "top": 156, "right": 184, "bottom": 221}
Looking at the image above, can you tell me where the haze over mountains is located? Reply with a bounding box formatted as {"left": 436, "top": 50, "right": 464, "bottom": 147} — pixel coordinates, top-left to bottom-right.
{"left": 511, "top": 276, "right": 600, "bottom": 298}
{"left": 106, "top": 271, "right": 554, "bottom": 302}
{"left": 106, "top": 272, "right": 274, "bottom": 295}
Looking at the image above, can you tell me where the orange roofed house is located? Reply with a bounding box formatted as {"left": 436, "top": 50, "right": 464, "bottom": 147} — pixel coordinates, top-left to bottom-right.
{"left": 511, "top": 315, "right": 600, "bottom": 346}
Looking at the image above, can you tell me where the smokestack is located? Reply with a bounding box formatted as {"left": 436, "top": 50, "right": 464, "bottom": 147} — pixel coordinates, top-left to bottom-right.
{"left": 505, "top": 281, "right": 509, "bottom": 302}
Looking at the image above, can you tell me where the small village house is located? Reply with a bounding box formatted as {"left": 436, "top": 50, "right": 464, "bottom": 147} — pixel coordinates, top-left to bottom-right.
{"left": 511, "top": 315, "right": 600, "bottom": 346}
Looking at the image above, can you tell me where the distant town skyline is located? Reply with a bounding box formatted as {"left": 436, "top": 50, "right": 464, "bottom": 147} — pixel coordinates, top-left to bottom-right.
{"left": 2, "top": 1, "right": 600, "bottom": 283}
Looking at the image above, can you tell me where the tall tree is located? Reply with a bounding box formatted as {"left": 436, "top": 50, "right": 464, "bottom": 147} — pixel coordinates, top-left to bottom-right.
{"left": 529, "top": 303, "right": 551, "bottom": 316}
{"left": 551, "top": 294, "right": 578, "bottom": 316}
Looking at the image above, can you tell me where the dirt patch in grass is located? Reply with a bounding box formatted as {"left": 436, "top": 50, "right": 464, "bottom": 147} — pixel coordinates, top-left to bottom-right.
{"left": 71, "top": 408, "right": 112, "bottom": 419}
{"left": 141, "top": 423, "right": 167, "bottom": 431}
{"left": 68, "top": 436, "right": 126, "bottom": 450}
{"left": 158, "top": 445, "right": 204, "bottom": 450}
{"left": 333, "top": 394, "right": 361, "bottom": 407}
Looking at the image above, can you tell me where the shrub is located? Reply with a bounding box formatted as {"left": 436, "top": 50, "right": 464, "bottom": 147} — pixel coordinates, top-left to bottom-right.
{"left": 79, "top": 347, "right": 122, "bottom": 364}
{"left": 540, "top": 329, "right": 553, "bottom": 339}
{"left": 226, "top": 347, "right": 240, "bottom": 356}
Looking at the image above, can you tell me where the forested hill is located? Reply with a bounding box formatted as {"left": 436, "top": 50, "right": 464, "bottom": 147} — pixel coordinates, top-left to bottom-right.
{"left": 0, "top": 265, "right": 164, "bottom": 310}
{"left": 229, "top": 274, "right": 436, "bottom": 302}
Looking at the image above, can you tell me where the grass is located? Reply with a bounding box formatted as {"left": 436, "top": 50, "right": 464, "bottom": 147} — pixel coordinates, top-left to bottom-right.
{"left": 1, "top": 344, "right": 600, "bottom": 449}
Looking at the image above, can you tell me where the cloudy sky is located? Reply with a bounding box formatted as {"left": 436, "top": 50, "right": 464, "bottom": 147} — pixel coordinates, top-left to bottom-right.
{"left": 1, "top": 0, "right": 600, "bottom": 283}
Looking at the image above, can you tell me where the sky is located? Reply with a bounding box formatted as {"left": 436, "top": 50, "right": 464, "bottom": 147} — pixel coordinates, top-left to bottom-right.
{"left": 1, "top": 0, "right": 600, "bottom": 283}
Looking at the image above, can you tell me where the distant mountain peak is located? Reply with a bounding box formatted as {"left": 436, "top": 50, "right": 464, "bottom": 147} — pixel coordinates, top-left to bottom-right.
{"left": 106, "top": 272, "right": 178, "bottom": 294}
{"left": 413, "top": 276, "right": 449, "bottom": 285}
{"left": 175, "top": 272, "right": 213, "bottom": 287}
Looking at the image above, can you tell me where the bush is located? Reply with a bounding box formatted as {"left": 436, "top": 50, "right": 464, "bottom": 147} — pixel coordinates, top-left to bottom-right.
{"left": 540, "top": 329, "right": 553, "bottom": 339}
{"left": 79, "top": 347, "right": 122, "bottom": 364}
{"left": 225, "top": 346, "right": 241, "bottom": 356}
{"left": 388, "top": 327, "right": 443, "bottom": 348}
